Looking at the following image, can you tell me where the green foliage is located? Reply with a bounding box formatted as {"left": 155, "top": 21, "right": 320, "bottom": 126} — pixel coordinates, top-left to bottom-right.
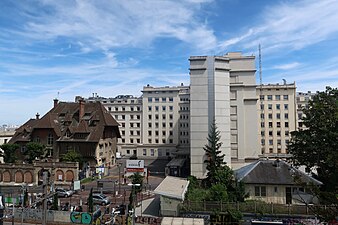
{"left": 288, "top": 87, "right": 338, "bottom": 192}
{"left": 0, "top": 143, "right": 19, "bottom": 163}
{"left": 204, "top": 120, "right": 226, "bottom": 186}
{"left": 61, "top": 150, "right": 82, "bottom": 163}
{"left": 206, "top": 183, "right": 228, "bottom": 201}
{"left": 24, "top": 142, "right": 45, "bottom": 163}
{"left": 87, "top": 188, "right": 94, "bottom": 213}
{"left": 50, "top": 193, "right": 58, "bottom": 210}
{"left": 185, "top": 186, "right": 209, "bottom": 202}
{"left": 128, "top": 172, "right": 144, "bottom": 193}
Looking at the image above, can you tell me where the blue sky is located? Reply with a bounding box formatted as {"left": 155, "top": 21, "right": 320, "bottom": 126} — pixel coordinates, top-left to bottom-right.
{"left": 1, "top": 0, "right": 338, "bottom": 125}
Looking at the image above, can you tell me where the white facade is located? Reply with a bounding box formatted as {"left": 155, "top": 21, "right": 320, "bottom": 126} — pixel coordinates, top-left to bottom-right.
{"left": 257, "top": 83, "right": 297, "bottom": 157}
{"left": 189, "top": 53, "right": 259, "bottom": 178}
{"left": 296, "top": 91, "right": 316, "bottom": 130}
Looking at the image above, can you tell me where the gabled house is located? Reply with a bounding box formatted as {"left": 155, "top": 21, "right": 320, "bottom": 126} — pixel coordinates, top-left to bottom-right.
{"left": 235, "top": 159, "right": 322, "bottom": 204}
{"left": 9, "top": 98, "right": 121, "bottom": 173}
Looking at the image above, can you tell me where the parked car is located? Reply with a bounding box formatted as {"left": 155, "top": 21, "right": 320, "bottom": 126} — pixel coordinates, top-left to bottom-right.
{"left": 55, "top": 188, "right": 74, "bottom": 198}
{"left": 92, "top": 193, "right": 111, "bottom": 205}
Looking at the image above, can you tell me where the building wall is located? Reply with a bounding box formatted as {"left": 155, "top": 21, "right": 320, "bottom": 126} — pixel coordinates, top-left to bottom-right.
{"left": 190, "top": 53, "right": 259, "bottom": 178}
{"left": 296, "top": 91, "right": 316, "bottom": 130}
{"left": 159, "top": 195, "right": 181, "bottom": 217}
{"left": 257, "top": 83, "right": 297, "bottom": 157}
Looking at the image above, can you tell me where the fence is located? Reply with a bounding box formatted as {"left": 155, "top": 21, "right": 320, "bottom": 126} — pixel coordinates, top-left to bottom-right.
{"left": 180, "top": 201, "right": 334, "bottom": 216}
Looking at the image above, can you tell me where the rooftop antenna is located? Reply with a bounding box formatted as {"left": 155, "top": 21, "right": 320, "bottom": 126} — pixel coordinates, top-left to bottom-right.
{"left": 57, "top": 91, "right": 60, "bottom": 100}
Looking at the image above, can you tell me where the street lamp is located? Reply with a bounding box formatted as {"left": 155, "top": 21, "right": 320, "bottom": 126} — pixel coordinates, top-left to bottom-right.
{"left": 127, "top": 183, "right": 140, "bottom": 225}
{"left": 117, "top": 163, "right": 122, "bottom": 194}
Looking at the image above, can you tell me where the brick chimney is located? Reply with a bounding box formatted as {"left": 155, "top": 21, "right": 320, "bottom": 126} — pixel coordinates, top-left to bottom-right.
{"left": 36, "top": 113, "right": 40, "bottom": 120}
{"left": 53, "top": 99, "right": 59, "bottom": 108}
{"left": 79, "top": 98, "right": 85, "bottom": 119}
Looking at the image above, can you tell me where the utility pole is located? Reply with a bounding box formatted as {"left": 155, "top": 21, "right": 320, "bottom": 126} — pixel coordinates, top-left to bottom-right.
{"left": 42, "top": 171, "right": 48, "bottom": 225}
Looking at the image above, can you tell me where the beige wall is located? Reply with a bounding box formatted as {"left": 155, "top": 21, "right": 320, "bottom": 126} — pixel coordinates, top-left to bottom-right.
{"left": 160, "top": 195, "right": 182, "bottom": 217}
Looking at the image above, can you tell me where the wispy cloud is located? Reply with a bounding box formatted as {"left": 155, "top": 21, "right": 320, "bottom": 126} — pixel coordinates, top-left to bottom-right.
{"left": 273, "top": 62, "right": 301, "bottom": 70}
{"left": 219, "top": 0, "right": 338, "bottom": 53}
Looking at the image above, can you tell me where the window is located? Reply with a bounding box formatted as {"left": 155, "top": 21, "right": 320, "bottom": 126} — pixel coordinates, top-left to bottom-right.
{"left": 275, "top": 95, "right": 280, "bottom": 100}
{"left": 148, "top": 115, "right": 152, "bottom": 120}
{"left": 255, "top": 186, "right": 266, "bottom": 197}
{"left": 148, "top": 123, "right": 152, "bottom": 128}
{"left": 269, "top": 131, "right": 273, "bottom": 136}
{"left": 169, "top": 114, "right": 173, "bottom": 120}
{"left": 260, "top": 113, "right": 264, "bottom": 119}
{"left": 130, "top": 139, "right": 134, "bottom": 143}
{"left": 261, "top": 139, "right": 265, "bottom": 145}
{"left": 162, "top": 122, "right": 166, "bottom": 128}
{"left": 148, "top": 106, "right": 152, "bottom": 111}
{"left": 285, "top": 113, "right": 289, "bottom": 119}
{"left": 268, "top": 104, "right": 272, "bottom": 110}
{"left": 47, "top": 133, "right": 54, "bottom": 146}
{"left": 108, "top": 107, "right": 111, "bottom": 111}
{"left": 155, "top": 97, "right": 159, "bottom": 102}
{"left": 261, "top": 131, "right": 265, "bottom": 136}
{"left": 284, "top": 104, "right": 288, "bottom": 110}
{"left": 285, "top": 122, "right": 289, "bottom": 128}
{"left": 277, "top": 131, "right": 281, "bottom": 136}
{"left": 150, "top": 149, "right": 155, "bottom": 156}
{"left": 269, "top": 122, "right": 273, "bottom": 128}
{"left": 122, "top": 115, "right": 125, "bottom": 119}
{"left": 267, "top": 95, "right": 272, "bottom": 100}
{"left": 274, "top": 187, "right": 278, "bottom": 193}
{"left": 148, "top": 97, "right": 152, "bottom": 102}
{"left": 169, "top": 106, "right": 173, "bottom": 111}
{"left": 261, "top": 122, "right": 265, "bottom": 128}
{"left": 162, "top": 114, "right": 166, "bottom": 119}
{"left": 268, "top": 113, "right": 272, "bottom": 119}
{"left": 130, "top": 115, "right": 133, "bottom": 119}
{"left": 162, "top": 131, "right": 166, "bottom": 136}
{"left": 260, "top": 104, "right": 264, "bottom": 110}
{"left": 276, "top": 104, "right": 280, "bottom": 110}
{"left": 169, "top": 139, "right": 173, "bottom": 143}
{"left": 155, "top": 115, "right": 159, "bottom": 120}
{"left": 143, "top": 149, "right": 147, "bottom": 156}
{"left": 162, "top": 106, "right": 166, "bottom": 111}
{"left": 277, "top": 122, "right": 281, "bottom": 127}
{"left": 162, "top": 139, "right": 166, "bottom": 143}
{"left": 115, "top": 115, "right": 118, "bottom": 119}
{"left": 283, "top": 95, "right": 288, "bottom": 100}
{"left": 126, "top": 150, "right": 130, "bottom": 154}
{"left": 155, "top": 131, "right": 159, "bottom": 136}
{"left": 277, "top": 139, "right": 281, "bottom": 145}
{"left": 260, "top": 95, "right": 264, "bottom": 100}
{"left": 276, "top": 113, "right": 281, "bottom": 119}
{"left": 148, "top": 139, "right": 152, "bottom": 143}
{"left": 162, "top": 97, "right": 166, "bottom": 102}
{"left": 155, "top": 106, "right": 159, "bottom": 111}
{"left": 122, "top": 123, "right": 125, "bottom": 127}
{"left": 155, "top": 122, "right": 159, "bottom": 128}
{"left": 148, "top": 131, "right": 152, "bottom": 136}
{"left": 169, "top": 97, "right": 173, "bottom": 102}
{"left": 285, "top": 130, "right": 289, "bottom": 136}
{"left": 269, "top": 139, "right": 273, "bottom": 145}
{"left": 169, "top": 131, "right": 173, "bottom": 136}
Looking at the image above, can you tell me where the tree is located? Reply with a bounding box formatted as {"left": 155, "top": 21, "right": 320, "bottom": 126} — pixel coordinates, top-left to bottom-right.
{"left": 203, "top": 120, "right": 226, "bottom": 186}
{"left": 24, "top": 142, "right": 46, "bottom": 163}
{"left": 50, "top": 193, "right": 59, "bottom": 210}
{"left": 288, "top": 87, "right": 338, "bottom": 192}
{"left": 87, "top": 188, "right": 94, "bottom": 213}
{"left": 0, "top": 143, "right": 19, "bottom": 163}
{"left": 61, "top": 150, "right": 82, "bottom": 164}
{"left": 129, "top": 172, "right": 144, "bottom": 193}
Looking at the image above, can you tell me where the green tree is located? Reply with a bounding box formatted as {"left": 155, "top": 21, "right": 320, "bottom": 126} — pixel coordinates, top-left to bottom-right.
{"left": 203, "top": 120, "right": 226, "bottom": 186}
{"left": 0, "top": 143, "right": 19, "bottom": 163}
{"left": 87, "top": 188, "right": 94, "bottom": 213}
{"left": 50, "top": 193, "right": 58, "bottom": 210}
{"left": 61, "top": 150, "right": 82, "bottom": 164}
{"left": 24, "top": 142, "right": 46, "bottom": 163}
{"left": 206, "top": 183, "right": 228, "bottom": 201}
{"left": 129, "top": 172, "right": 144, "bottom": 193}
{"left": 288, "top": 87, "right": 338, "bottom": 192}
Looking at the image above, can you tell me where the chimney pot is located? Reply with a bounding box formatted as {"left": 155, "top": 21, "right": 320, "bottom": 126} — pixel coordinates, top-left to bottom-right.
{"left": 53, "top": 99, "right": 58, "bottom": 108}
{"left": 36, "top": 113, "right": 40, "bottom": 120}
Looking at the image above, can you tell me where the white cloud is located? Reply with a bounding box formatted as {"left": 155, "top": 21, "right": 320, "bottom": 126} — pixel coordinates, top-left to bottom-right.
{"left": 273, "top": 62, "right": 301, "bottom": 70}
{"left": 219, "top": 0, "right": 338, "bottom": 53}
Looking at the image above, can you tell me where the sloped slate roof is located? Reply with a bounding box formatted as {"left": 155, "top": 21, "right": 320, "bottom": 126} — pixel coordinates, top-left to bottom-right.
{"left": 10, "top": 101, "right": 120, "bottom": 144}
{"left": 235, "top": 160, "right": 322, "bottom": 186}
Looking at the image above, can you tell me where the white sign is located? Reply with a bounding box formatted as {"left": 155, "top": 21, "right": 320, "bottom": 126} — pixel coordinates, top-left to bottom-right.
{"left": 74, "top": 180, "right": 81, "bottom": 190}
{"left": 126, "top": 160, "right": 144, "bottom": 169}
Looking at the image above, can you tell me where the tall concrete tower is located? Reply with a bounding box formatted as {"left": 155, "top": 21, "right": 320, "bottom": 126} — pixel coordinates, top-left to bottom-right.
{"left": 190, "top": 53, "right": 259, "bottom": 178}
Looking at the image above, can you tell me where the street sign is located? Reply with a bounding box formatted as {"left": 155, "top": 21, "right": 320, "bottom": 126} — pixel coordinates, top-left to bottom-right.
{"left": 70, "top": 212, "right": 81, "bottom": 223}
{"left": 81, "top": 213, "right": 92, "bottom": 224}
{"left": 70, "top": 212, "right": 92, "bottom": 224}
{"left": 126, "top": 160, "right": 144, "bottom": 169}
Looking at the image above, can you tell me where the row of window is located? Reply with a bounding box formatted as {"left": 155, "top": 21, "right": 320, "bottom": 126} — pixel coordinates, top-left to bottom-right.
{"left": 148, "top": 114, "right": 174, "bottom": 120}
{"left": 120, "top": 138, "right": 141, "bottom": 144}
{"left": 261, "top": 130, "right": 289, "bottom": 136}
{"left": 261, "top": 121, "right": 289, "bottom": 128}
{"left": 115, "top": 114, "right": 141, "bottom": 120}
{"left": 148, "top": 138, "right": 174, "bottom": 144}
{"left": 254, "top": 186, "right": 305, "bottom": 197}
{"left": 180, "top": 97, "right": 189, "bottom": 102}
{"left": 148, "top": 106, "right": 174, "bottom": 111}
{"left": 260, "top": 94, "right": 289, "bottom": 101}
{"left": 148, "top": 130, "right": 173, "bottom": 136}
{"left": 180, "top": 114, "right": 189, "bottom": 120}
{"left": 260, "top": 113, "right": 289, "bottom": 120}
{"left": 148, "top": 122, "right": 174, "bottom": 128}
{"left": 180, "top": 139, "right": 189, "bottom": 144}
{"left": 120, "top": 130, "right": 141, "bottom": 136}
{"left": 261, "top": 139, "right": 289, "bottom": 146}
{"left": 261, "top": 148, "right": 284, "bottom": 154}
{"left": 260, "top": 104, "right": 289, "bottom": 110}
{"left": 180, "top": 131, "right": 189, "bottom": 136}
{"left": 180, "top": 106, "right": 189, "bottom": 111}
{"left": 148, "top": 97, "right": 173, "bottom": 102}
{"left": 120, "top": 123, "right": 141, "bottom": 128}
{"left": 108, "top": 106, "right": 141, "bottom": 112}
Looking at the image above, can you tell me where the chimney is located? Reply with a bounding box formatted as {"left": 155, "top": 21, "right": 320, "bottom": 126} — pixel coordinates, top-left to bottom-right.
{"left": 79, "top": 98, "right": 85, "bottom": 119}
{"left": 53, "top": 99, "right": 59, "bottom": 108}
{"left": 36, "top": 113, "right": 40, "bottom": 120}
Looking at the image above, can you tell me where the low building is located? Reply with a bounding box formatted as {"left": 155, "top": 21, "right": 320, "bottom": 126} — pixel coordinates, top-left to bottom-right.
{"left": 235, "top": 160, "right": 322, "bottom": 204}
{"left": 9, "top": 99, "right": 121, "bottom": 174}
{"left": 154, "top": 176, "right": 190, "bottom": 216}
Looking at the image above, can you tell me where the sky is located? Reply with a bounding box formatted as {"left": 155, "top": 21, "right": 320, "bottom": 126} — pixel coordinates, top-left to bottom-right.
{"left": 1, "top": 0, "right": 338, "bottom": 125}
